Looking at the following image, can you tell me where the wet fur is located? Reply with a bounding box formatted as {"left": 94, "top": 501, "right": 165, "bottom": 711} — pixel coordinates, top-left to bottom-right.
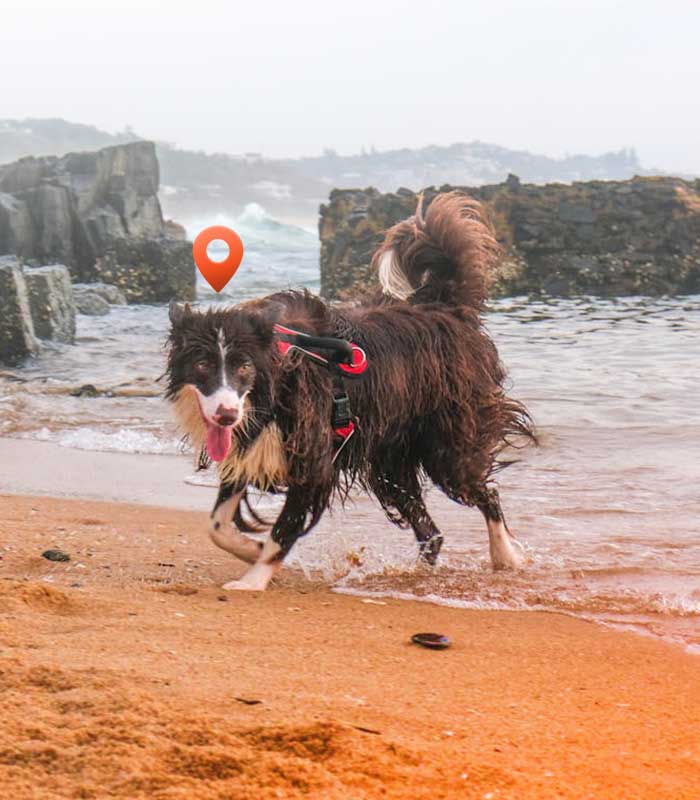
{"left": 166, "top": 192, "right": 535, "bottom": 582}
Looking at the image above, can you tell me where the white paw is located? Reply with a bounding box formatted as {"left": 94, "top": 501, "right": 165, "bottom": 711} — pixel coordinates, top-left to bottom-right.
{"left": 221, "top": 579, "right": 266, "bottom": 592}
{"left": 221, "top": 560, "right": 276, "bottom": 592}
{"left": 491, "top": 545, "right": 525, "bottom": 571}
{"left": 488, "top": 520, "right": 526, "bottom": 571}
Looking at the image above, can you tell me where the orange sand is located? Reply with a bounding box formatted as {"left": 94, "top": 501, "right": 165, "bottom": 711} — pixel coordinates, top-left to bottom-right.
{"left": 0, "top": 494, "right": 698, "bottom": 799}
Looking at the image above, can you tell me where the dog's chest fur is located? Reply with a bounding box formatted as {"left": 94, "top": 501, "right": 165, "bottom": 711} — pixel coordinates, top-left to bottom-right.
{"left": 172, "top": 385, "right": 286, "bottom": 487}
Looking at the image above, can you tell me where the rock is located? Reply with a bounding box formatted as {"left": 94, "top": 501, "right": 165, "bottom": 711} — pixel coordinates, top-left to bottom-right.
{"left": 0, "top": 256, "right": 39, "bottom": 364}
{"left": 558, "top": 202, "right": 596, "bottom": 224}
{"left": 320, "top": 177, "right": 700, "bottom": 299}
{"left": 164, "top": 219, "right": 187, "bottom": 240}
{"left": 70, "top": 384, "right": 99, "bottom": 397}
{"left": 94, "top": 236, "right": 195, "bottom": 303}
{"left": 24, "top": 264, "right": 76, "bottom": 343}
{"left": 0, "top": 142, "right": 192, "bottom": 290}
{"left": 0, "top": 192, "right": 34, "bottom": 255}
{"left": 41, "top": 549, "right": 70, "bottom": 562}
{"left": 505, "top": 173, "right": 521, "bottom": 192}
{"left": 72, "top": 281, "right": 126, "bottom": 305}
{"left": 73, "top": 289, "right": 110, "bottom": 316}
{"left": 26, "top": 183, "right": 76, "bottom": 265}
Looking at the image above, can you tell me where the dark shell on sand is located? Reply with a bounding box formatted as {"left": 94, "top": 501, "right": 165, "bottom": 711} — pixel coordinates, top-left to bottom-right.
{"left": 411, "top": 633, "right": 451, "bottom": 650}
{"left": 41, "top": 549, "right": 70, "bottom": 562}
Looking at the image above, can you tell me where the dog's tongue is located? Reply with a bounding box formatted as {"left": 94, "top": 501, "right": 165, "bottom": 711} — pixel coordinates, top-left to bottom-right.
{"left": 206, "top": 423, "right": 232, "bottom": 462}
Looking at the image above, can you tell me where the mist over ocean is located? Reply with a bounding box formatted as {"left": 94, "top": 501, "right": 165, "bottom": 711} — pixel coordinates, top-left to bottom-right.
{"left": 1, "top": 204, "right": 699, "bottom": 652}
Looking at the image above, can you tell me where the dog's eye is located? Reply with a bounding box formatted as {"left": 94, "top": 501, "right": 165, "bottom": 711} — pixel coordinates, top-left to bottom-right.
{"left": 194, "top": 360, "right": 212, "bottom": 376}
{"left": 238, "top": 361, "right": 254, "bottom": 378}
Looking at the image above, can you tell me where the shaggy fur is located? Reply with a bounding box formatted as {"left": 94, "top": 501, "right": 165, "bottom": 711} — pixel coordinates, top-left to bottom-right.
{"left": 166, "top": 191, "right": 535, "bottom": 589}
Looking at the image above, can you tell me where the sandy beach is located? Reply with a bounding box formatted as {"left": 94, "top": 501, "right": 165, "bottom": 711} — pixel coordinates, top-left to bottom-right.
{"left": 0, "top": 492, "right": 698, "bottom": 799}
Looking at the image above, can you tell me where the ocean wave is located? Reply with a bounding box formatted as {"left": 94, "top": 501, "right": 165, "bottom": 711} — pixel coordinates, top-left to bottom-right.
{"left": 21, "top": 427, "right": 182, "bottom": 455}
{"left": 185, "top": 203, "right": 320, "bottom": 301}
{"left": 185, "top": 203, "right": 317, "bottom": 249}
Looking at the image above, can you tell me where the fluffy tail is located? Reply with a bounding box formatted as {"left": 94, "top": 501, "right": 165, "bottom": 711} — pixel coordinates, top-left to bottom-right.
{"left": 372, "top": 191, "right": 500, "bottom": 308}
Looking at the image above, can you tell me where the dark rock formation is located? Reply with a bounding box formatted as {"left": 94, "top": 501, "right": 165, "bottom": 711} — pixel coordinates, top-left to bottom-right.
{"left": 93, "top": 237, "right": 195, "bottom": 304}
{"left": 164, "top": 219, "right": 187, "bottom": 240}
{"left": 0, "top": 257, "right": 38, "bottom": 363}
{"left": 24, "top": 265, "right": 76, "bottom": 342}
{"left": 73, "top": 288, "right": 110, "bottom": 316}
{"left": 320, "top": 176, "right": 700, "bottom": 299}
{"left": 72, "top": 282, "right": 126, "bottom": 306}
{"left": 0, "top": 142, "right": 195, "bottom": 300}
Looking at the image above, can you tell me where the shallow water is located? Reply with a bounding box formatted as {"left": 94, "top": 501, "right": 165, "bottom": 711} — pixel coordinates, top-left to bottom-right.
{"left": 1, "top": 209, "right": 698, "bottom": 651}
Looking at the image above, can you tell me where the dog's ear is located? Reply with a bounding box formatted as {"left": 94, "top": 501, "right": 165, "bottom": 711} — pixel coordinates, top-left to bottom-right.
{"left": 169, "top": 301, "right": 192, "bottom": 328}
{"left": 248, "top": 301, "right": 285, "bottom": 341}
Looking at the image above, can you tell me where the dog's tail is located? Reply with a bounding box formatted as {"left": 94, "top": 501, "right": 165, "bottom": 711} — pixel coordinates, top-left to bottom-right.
{"left": 372, "top": 191, "right": 499, "bottom": 309}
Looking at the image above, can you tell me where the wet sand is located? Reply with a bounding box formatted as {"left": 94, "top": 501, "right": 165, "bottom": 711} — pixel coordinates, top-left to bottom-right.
{"left": 1, "top": 493, "right": 699, "bottom": 799}
{"left": 0, "top": 438, "right": 211, "bottom": 510}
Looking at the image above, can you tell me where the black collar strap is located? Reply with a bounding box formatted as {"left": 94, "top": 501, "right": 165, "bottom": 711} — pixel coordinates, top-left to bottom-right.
{"left": 273, "top": 324, "right": 367, "bottom": 377}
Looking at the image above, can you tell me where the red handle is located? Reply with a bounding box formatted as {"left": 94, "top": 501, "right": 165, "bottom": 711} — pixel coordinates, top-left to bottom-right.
{"left": 338, "top": 344, "right": 367, "bottom": 375}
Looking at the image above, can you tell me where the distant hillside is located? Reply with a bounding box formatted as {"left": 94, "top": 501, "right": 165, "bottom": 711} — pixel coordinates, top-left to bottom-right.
{"left": 0, "top": 118, "right": 138, "bottom": 162}
{"left": 296, "top": 142, "right": 649, "bottom": 190}
{"left": 0, "top": 118, "right": 657, "bottom": 226}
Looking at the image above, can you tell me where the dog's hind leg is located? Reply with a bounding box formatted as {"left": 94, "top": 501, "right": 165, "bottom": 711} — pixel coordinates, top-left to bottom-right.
{"left": 475, "top": 486, "right": 524, "bottom": 571}
{"left": 209, "top": 483, "right": 264, "bottom": 565}
{"left": 375, "top": 476, "right": 444, "bottom": 565}
{"left": 410, "top": 499, "right": 444, "bottom": 566}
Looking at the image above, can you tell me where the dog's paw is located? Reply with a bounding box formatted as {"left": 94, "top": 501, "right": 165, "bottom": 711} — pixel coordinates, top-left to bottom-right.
{"left": 221, "top": 578, "right": 266, "bottom": 592}
{"left": 221, "top": 561, "right": 277, "bottom": 592}
{"left": 488, "top": 521, "right": 526, "bottom": 571}
{"left": 491, "top": 549, "right": 525, "bottom": 571}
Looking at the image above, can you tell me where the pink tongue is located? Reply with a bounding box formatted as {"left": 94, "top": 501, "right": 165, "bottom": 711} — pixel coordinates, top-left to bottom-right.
{"left": 206, "top": 423, "right": 232, "bottom": 462}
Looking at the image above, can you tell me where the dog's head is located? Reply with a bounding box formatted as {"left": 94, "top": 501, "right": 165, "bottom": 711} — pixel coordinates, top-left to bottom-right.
{"left": 165, "top": 302, "right": 278, "bottom": 462}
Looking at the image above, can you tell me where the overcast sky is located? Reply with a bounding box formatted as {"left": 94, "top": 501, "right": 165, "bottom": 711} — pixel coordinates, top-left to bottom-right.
{"left": 2, "top": 0, "right": 698, "bottom": 173}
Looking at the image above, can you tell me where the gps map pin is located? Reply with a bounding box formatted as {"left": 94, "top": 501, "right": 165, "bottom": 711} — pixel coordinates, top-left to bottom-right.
{"left": 192, "top": 225, "right": 244, "bottom": 292}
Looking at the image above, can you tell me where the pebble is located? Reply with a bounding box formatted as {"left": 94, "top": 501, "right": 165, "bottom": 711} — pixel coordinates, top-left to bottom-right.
{"left": 41, "top": 549, "right": 70, "bottom": 562}
{"left": 410, "top": 632, "right": 451, "bottom": 650}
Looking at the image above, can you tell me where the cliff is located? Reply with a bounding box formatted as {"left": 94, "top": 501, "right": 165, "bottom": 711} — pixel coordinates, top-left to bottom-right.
{"left": 0, "top": 141, "right": 191, "bottom": 290}
{"left": 0, "top": 142, "right": 194, "bottom": 363}
{"left": 319, "top": 176, "right": 700, "bottom": 299}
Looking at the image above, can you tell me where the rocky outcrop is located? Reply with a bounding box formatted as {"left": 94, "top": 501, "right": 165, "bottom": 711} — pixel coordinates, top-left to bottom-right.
{"left": 73, "top": 288, "right": 110, "bottom": 316}
{"left": 24, "top": 265, "right": 75, "bottom": 342}
{"left": 72, "top": 282, "right": 126, "bottom": 306}
{"left": 72, "top": 282, "right": 129, "bottom": 315}
{"left": 319, "top": 176, "right": 700, "bottom": 299}
{"left": 0, "top": 257, "right": 39, "bottom": 363}
{"left": 0, "top": 142, "right": 195, "bottom": 300}
{"left": 93, "top": 237, "right": 195, "bottom": 304}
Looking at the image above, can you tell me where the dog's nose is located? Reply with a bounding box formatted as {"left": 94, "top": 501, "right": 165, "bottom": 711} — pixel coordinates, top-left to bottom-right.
{"left": 214, "top": 405, "right": 238, "bottom": 426}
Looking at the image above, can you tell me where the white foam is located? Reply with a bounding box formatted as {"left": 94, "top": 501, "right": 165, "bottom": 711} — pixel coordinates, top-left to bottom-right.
{"left": 332, "top": 586, "right": 535, "bottom": 613}
{"left": 23, "top": 427, "right": 181, "bottom": 455}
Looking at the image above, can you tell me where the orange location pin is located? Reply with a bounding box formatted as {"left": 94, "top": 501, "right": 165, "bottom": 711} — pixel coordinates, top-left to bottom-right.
{"left": 192, "top": 225, "right": 244, "bottom": 292}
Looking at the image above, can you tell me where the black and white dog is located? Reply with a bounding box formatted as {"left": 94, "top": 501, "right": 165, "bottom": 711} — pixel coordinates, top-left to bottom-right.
{"left": 166, "top": 193, "right": 535, "bottom": 591}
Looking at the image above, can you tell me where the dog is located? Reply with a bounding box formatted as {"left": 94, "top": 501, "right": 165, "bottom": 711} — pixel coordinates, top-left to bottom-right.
{"left": 166, "top": 192, "right": 535, "bottom": 591}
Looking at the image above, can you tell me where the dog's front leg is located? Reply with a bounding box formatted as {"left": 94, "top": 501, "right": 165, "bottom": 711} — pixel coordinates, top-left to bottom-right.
{"left": 221, "top": 533, "right": 282, "bottom": 592}
{"left": 221, "top": 486, "right": 314, "bottom": 592}
{"left": 209, "top": 483, "right": 263, "bottom": 565}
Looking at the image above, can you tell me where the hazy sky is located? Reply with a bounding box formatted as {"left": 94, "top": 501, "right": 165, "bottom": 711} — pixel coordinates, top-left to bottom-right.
{"left": 2, "top": 0, "right": 699, "bottom": 173}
